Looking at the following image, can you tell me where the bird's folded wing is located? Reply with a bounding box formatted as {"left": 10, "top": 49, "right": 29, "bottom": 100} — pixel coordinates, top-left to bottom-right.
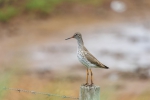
{"left": 83, "top": 46, "right": 107, "bottom": 68}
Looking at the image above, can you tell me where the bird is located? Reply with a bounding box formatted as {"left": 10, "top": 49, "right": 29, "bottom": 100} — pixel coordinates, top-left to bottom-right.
{"left": 65, "top": 32, "right": 109, "bottom": 86}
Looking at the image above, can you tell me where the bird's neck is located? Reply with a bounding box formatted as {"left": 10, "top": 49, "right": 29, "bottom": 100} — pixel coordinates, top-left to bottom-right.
{"left": 77, "top": 38, "right": 84, "bottom": 49}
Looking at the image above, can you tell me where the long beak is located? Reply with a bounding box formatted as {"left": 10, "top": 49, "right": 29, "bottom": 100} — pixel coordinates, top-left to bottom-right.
{"left": 65, "top": 36, "right": 74, "bottom": 40}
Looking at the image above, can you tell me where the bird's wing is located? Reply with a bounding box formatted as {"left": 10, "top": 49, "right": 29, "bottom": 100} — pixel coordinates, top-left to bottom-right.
{"left": 83, "top": 46, "right": 109, "bottom": 69}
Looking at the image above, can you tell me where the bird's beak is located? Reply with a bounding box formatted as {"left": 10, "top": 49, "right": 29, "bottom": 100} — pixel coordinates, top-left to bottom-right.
{"left": 65, "top": 36, "right": 74, "bottom": 40}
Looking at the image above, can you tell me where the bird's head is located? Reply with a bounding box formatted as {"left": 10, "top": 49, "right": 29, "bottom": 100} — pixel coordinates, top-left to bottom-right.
{"left": 65, "top": 32, "right": 82, "bottom": 40}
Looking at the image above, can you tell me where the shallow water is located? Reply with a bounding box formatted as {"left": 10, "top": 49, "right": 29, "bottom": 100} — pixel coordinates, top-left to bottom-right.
{"left": 29, "top": 21, "right": 150, "bottom": 71}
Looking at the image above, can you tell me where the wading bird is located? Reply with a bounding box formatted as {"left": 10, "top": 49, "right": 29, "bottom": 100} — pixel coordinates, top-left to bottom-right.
{"left": 65, "top": 32, "right": 109, "bottom": 86}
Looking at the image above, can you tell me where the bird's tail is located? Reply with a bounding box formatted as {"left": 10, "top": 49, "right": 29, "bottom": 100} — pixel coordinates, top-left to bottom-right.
{"left": 103, "top": 64, "right": 109, "bottom": 69}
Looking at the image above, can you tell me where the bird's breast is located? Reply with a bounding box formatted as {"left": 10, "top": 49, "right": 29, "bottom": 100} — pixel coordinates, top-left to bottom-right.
{"left": 77, "top": 49, "right": 97, "bottom": 68}
{"left": 77, "top": 49, "right": 91, "bottom": 67}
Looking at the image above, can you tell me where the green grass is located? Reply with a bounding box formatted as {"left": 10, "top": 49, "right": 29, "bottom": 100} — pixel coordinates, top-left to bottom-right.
{"left": 25, "top": 0, "right": 62, "bottom": 14}
{"left": 0, "top": 6, "right": 18, "bottom": 22}
{"left": 0, "top": 71, "right": 13, "bottom": 99}
{"left": 0, "top": 0, "right": 104, "bottom": 22}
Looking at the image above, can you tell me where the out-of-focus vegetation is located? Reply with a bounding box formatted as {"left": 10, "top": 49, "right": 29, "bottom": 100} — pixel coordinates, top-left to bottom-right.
{"left": 0, "top": 6, "right": 17, "bottom": 22}
{"left": 1, "top": 0, "right": 150, "bottom": 22}
{"left": 25, "top": 0, "right": 63, "bottom": 14}
{"left": 0, "top": 69, "right": 15, "bottom": 100}
{"left": 1, "top": 68, "right": 150, "bottom": 100}
{"left": 0, "top": 0, "right": 104, "bottom": 22}
{"left": 0, "top": 0, "right": 150, "bottom": 100}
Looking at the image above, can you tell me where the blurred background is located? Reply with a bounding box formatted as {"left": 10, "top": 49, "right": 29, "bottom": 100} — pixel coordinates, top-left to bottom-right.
{"left": 0, "top": 0, "right": 150, "bottom": 100}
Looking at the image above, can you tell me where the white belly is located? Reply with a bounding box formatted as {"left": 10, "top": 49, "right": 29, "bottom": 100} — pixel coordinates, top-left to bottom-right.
{"left": 77, "top": 49, "right": 96, "bottom": 68}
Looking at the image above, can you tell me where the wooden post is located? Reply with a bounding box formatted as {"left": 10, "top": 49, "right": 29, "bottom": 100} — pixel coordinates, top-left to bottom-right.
{"left": 79, "top": 85, "right": 100, "bottom": 100}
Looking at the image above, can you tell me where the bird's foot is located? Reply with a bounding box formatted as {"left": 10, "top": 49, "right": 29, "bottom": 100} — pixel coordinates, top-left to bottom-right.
{"left": 83, "top": 83, "right": 89, "bottom": 87}
{"left": 89, "top": 83, "right": 94, "bottom": 87}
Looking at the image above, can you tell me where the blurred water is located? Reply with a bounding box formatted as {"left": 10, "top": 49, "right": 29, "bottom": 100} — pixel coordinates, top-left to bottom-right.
{"left": 29, "top": 22, "right": 150, "bottom": 71}
{"left": 110, "top": 1, "right": 127, "bottom": 13}
{"left": 85, "top": 22, "right": 150, "bottom": 71}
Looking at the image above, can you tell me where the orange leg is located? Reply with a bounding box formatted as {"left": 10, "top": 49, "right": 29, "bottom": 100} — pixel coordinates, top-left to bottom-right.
{"left": 84, "top": 69, "right": 89, "bottom": 86}
{"left": 90, "top": 69, "right": 94, "bottom": 85}
{"left": 86, "top": 69, "right": 89, "bottom": 84}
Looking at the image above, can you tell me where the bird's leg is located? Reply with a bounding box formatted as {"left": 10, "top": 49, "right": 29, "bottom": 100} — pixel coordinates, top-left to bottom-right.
{"left": 83, "top": 69, "right": 89, "bottom": 86}
{"left": 86, "top": 69, "right": 89, "bottom": 85}
{"left": 90, "top": 69, "right": 94, "bottom": 86}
